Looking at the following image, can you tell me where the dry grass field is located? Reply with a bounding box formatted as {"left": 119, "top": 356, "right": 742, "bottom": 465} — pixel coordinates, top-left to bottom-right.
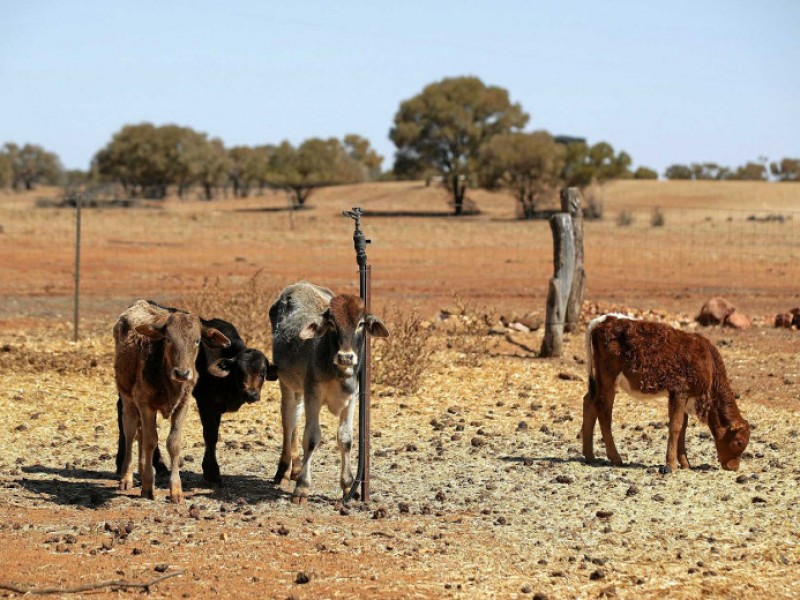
{"left": 0, "top": 180, "right": 799, "bottom": 598}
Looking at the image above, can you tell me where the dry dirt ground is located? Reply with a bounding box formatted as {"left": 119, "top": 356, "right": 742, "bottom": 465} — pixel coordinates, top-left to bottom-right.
{"left": 0, "top": 181, "right": 799, "bottom": 598}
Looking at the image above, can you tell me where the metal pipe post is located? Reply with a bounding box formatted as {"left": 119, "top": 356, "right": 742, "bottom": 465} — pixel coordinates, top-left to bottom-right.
{"left": 342, "top": 207, "right": 371, "bottom": 503}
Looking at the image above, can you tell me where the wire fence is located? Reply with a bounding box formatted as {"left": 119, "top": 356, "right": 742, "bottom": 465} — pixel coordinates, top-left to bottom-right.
{"left": 2, "top": 198, "right": 798, "bottom": 324}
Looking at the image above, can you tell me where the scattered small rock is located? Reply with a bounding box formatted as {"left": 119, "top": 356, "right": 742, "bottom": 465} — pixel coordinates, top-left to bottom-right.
{"left": 555, "top": 475, "right": 573, "bottom": 484}
{"left": 596, "top": 510, "right": 613, "bottom": 519}
{"left": 557, "top": 372, "right": 581, "bottom": 381}
{"left": 154, "top": 563, "right": 169, "bottom": 573}
{"left": 295, "top": 571, "right": 311, "bottom": 584}
{"left": 626, "top": 485, "right": 639, "bottom": 497}
{"left": 589, "top": 569, "right": 605, "bottom": 580}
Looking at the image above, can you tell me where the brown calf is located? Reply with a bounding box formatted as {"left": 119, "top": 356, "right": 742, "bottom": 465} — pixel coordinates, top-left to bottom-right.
{"left": 114, "top": 301, "right": 230, "bottom": 502}
{"left": 582, "top": 314, "right": 750, "bottom": 471}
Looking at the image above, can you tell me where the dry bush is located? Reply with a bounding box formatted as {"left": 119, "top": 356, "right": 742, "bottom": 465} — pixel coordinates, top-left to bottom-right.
{"left": 651, "top": 207, "right": 666, "bottom": 227}
{"left": 616, "top": 210, "right": 635, "bottom": 226}
{"left": 179, "top": 270, "right": 279, "bottom": 350}
{"left": 582, "top": 183, "right": 605, "bottom": 220}
{"left": 372, "top": 306, "right": 433, "bottom": 395}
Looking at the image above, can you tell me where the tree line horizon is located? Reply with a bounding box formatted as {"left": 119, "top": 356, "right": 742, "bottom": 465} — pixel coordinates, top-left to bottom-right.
{"left": 1, "top": 76, "right": 797, "bottom": 216}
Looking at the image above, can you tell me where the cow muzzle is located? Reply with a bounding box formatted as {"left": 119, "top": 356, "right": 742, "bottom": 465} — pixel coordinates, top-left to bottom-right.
{"left": 171, "top": 368, "right": 193, "bottom": 383}
{"left": 335, "top": 351, "right": 357, "bottom": 368}
{"left": 722, "top": 458, "right": 740, "bottom": 471}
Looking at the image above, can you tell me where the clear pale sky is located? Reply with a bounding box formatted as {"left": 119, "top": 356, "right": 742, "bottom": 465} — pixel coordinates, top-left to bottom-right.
{"left": 1, "top": 1, "right": 798, "bottom": 174}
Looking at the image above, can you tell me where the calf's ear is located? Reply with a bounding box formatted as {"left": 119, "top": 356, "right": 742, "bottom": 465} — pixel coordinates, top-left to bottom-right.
{"left": 365, "top": 314, "right": 389, "bottom": 338}
{"left": 299, "top": 310, "right": 331, "bottom": 340}
{"left": 207, "top": 358, "right": 235, "bottom": 378}
{"left": 135, "top": 321, "right": 166, "bottom": 339}
{"left": 202, "top": 327, "right": 231, "bottom": 348}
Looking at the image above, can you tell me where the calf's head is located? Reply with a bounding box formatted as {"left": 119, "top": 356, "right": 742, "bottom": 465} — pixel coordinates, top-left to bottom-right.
{"left": 299, "top": 294, "right": 389, "bottom": 377}
{"left": 714, "top": 419, "right": 751, "bottom": 471}
{"left": 136, "top": 312, "right": 230, "bottom": 383}
{"left": 207, "top": 348, "right": 275, "bottom": 403}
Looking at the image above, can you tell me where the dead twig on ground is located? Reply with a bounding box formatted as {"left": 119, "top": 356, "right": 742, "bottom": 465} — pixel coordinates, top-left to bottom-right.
{"left": 0, "top": 568, "right": 185, "bottom": 595}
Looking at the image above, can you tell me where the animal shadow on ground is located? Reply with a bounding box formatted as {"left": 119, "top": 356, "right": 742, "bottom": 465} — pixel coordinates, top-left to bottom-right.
{"left": 500, "top": 455, "right": 651, "bottom": 470}
{"left": 16, "top": 464, "right": 298, "bottom": 508}
{"left": 18, "top": 464, "right": 120, "bottom": 508}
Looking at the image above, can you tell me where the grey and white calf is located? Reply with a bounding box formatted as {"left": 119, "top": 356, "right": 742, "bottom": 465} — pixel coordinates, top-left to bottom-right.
{"left": 269, "top": 282, "right": 389, "bottom": 503}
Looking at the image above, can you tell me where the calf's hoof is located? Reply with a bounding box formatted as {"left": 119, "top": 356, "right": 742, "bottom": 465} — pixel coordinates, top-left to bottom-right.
{"left": 141, "top": 488, "right": 155, "bottom": 500}
{"left": 658, "top": 464, "right": 673, "bottom": 475}
{"left": 119, "top": 478, "right": 134, "bottom": 492}
{"left": 678, "top": 457, "right": 690, "bottom": 469}
{"left": 290, "top": 494, "right": 308, "bottom": 505}
{"left": 169, "top": 492, "right": 184, "bottom": 504}
{"left": 273, "top": 461, "right": 290, "bottom": 484}
{"left": 202, "top": 465, "right": 222, "bottom": 486}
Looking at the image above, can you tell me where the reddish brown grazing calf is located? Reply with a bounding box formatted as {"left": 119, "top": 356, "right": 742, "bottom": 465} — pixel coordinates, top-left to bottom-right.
{"left": 114, "top": 301, "right": 230, "bottom": 503}
{"left": 582, "top": 314, "right": 750, "bottom": 471}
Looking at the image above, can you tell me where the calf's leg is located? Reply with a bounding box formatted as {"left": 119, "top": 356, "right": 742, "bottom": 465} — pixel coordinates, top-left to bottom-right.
{"left": 337, "top": 390, "right": 357, "bottom": 494}
{"left": 290, "top": 399, "right": 304, "bottom": 481}
{"left": 666, "top": 394, "right": 687, "bottom": 471}
{"left": 117, "top": 396, "right": 167, "bottom": 477}
{"left": 119, "top": 395, "right": 139, "bottom": 491}
{"left": 581, "top": 388, "right": 599, "bottom": 463}
{"left": 200, "top": 408, "right": 223, "bottom": 485}
{"left": 274, "top": 383, "right": 300, "bottom": 483}
{"left": 166, "top": 398, "right": 190, "bottom": 504}
{"left": 293, "top": 391, "right": 322, "bottom": 503}
{"left": 677, "top": 412, "right": 690, "bottom": 469}
{"left": 595, "top": 376, "right": 622, "bottom": 466}
{"left": 116, "top": 396, "right": 125, "bottom": 476}
{"left": 139, "top": 406, "right": 158, "bottom": 499}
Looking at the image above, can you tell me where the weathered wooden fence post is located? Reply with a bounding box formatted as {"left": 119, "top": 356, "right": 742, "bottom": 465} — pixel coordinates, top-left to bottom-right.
{"left": 540, "top": 187, "right": 585, "bottom": 357}
{"left": 540, "top": 213, "right": 575, "bottom": 357}
{"left": 562, "top": 188, "right": 585, "bottom": 333}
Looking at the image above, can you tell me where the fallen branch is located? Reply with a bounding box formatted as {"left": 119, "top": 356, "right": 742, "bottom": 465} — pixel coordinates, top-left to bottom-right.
{"left": 0, "top": 568, "right": 185, "bottom": 595}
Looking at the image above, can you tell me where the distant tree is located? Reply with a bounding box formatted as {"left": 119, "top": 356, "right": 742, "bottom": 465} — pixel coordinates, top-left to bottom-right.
{"left": 770, "top": 158, "right": 800, "bottom": 182}
{"left": 267, "top": 138, "right": 365, "bottom": 206}
{"left": 195, "top": 138, "right": 231, "bottom": 200}
{"left": 0, "top": 150, "right": 12, "bottom": 188}
{"left": 227, "top": 145, "right": 275, "bottom": 198}
{"left": 2, "top": 142, "right": 63, "bottom": 190}
{"left": 343, "top": 134, "right": 383, "bottom": 180}
{"left": 93, "top": 123, "right": 171, "bottom": 198}
{"left": 390, "top": 76, "right": 528, "bottom": 215}
{"left": 664, "top": 164, "right": 693, "bottom": 180}
{"left": 731, "top": 161, "right": 767, "bottom": 181}
{"left": 94, "top": 123, "right": 229, "bottom": 199}
{"left": 689, "top": 162, "right": 731, "bottom": 180}
{"left": 478, "top": 131, "right": 565, "bottom": 218}
{"left": 633, "top": 166, "right": 658, "bottom": 180}
{"left": 561, "top": 140, "right": 632, "bottom": 187}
